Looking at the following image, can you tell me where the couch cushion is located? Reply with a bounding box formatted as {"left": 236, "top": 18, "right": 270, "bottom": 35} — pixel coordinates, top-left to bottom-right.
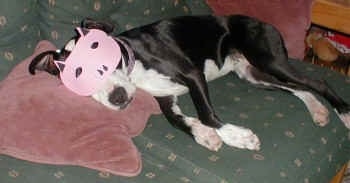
{"left": 110, "top": 0, "right": 191, "bottom": 33}
{"left": 126, "top": 60, "right": 350, "bottom": 182}
{"left": 37, "top": 0, "right": 121, "bottom": 47}
{"left": 0, "top": 60, "right": 348, "bottom": 183}
{"left": 37, "top": 0, "right": 194, "bottom": 47}
{"left": 184, "top": 0, "right": 212, "bottom": 15}
{"left": 0, "top": 0, "right": 40, "bottom": 79}
{"left": 0, "top": 0, "right": 211, "bottom": 79}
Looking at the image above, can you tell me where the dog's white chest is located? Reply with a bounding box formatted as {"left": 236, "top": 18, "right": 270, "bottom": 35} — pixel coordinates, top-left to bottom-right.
{"left": 129, "top": 58, "right": 239, "bottom": 97}
{"left": 130, "top": 61, "right": 189, "bottom": 96}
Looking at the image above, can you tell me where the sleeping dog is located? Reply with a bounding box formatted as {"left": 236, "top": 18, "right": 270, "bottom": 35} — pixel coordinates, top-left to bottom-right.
{"left": 29, "top": 15, "right": 350, "bottom": 151}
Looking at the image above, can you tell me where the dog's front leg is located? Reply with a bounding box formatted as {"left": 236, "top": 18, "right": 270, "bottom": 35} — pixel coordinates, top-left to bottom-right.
{"left": 156, "top": 96, "right": 223, "bottom": 151}
{"left": 183, "top": 70, "right": 261, "bottom": 151}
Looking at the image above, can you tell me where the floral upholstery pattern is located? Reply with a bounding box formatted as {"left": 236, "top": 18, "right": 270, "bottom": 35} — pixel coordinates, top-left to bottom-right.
{"left": 0, "top": 0, "right": 39, "bottom": 79}
{"left": 0, "top": 0, "right": 194, "bottom": 76}
{"left": 0, "top": 0, "right": 349, "bottom": 182}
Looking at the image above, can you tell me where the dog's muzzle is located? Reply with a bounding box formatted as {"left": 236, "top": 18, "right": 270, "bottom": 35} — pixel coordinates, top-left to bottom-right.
{"left": 108, "top": 87, "right": 133, "bottom": 109}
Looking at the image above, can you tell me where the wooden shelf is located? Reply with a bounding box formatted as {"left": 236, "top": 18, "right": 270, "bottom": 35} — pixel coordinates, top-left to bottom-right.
{"left": 311, "top": 0, "right": 350, "bottom": 34}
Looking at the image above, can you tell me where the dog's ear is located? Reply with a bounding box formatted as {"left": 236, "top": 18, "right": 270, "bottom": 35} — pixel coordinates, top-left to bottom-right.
{"left": 81, "top": 18, "right": 114, "bottom": 34}
{"left": 28, "top": 50, "right": 60, "bottom": 76}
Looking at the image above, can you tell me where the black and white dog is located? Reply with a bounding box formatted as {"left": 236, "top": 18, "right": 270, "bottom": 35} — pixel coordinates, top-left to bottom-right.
{"left": 29, "top": 15, "right": 350, "bottom": 151}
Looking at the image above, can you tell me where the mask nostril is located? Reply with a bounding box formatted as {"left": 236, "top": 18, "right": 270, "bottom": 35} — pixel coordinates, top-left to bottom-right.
{"left": 76, "top": 67, "right": 82, "bottom": 78}
{"left": 102, "top": 65, "right": 108, "bottom": 71}
{"left": 97, "top": 69, "right": 103, "bottom": 75}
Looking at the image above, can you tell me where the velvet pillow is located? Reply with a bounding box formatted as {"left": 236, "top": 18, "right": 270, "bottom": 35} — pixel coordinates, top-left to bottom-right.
{"left": 206, "top": 0, "right": 314, "bottom": 59}
{"left": 0, "top": 40, "right": 161, "bottom": 177}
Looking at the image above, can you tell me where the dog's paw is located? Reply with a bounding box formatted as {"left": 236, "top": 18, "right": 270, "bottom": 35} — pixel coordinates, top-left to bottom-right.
{"left": 296, "top": 91, "right": 329, "bottom": 126}
{"left": 293, "top": 91, "right": 330, "bottom": 126}
{"left": 336, "top": 111, "right": 350, "bottom": 129}
{"left": 215, "top": 124, "right": 260, "bottom": 151}
{"left": 310, "top": 103, "right": 329, "bottom": 127}
{"left": 188, "top": 118, "right": 223, "bottom": 151}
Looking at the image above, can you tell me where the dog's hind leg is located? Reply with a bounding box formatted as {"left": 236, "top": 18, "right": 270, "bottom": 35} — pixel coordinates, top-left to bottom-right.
{"left": 229, "top": 54, "right": 330, "bottom": 126}
{"left": 229, "top": 18, "right": 350, "bottom": 128}
{"left": 290, "top": 90, "right": 330, "bottom": 126}
{"left": 269, "top": 66, "right": 350, "bottom": 128}
{"left": 249, "top": 53, "right": 350, "bottom": 128}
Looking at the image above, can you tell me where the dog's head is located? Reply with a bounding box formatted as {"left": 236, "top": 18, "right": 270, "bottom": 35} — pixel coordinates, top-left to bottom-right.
{"left": 29, "top": 18, "right": 136, "bottom": 110}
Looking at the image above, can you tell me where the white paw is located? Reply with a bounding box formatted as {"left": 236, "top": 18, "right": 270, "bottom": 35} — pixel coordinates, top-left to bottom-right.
{"left": 336, "top": 111, "right": 350, "bottom": 129}
{"left": 215, "top": 124, "right": 260, "bottom": 151}
{"left": 292, "top": 90, "right": 329, "bottom": 126}
{"left": 310, "top": 103, "right": 329, "bottom": 127}
{"left": 187, "top": 118, "right": 223, "bottom": 151}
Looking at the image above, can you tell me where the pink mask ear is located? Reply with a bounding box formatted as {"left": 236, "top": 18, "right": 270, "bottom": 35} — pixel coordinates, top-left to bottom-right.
{"left": 54, "top": 60, "right": 66, "bottom": 72}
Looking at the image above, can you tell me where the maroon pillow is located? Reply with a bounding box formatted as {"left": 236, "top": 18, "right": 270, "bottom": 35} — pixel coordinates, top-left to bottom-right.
{"left": 0, "top": 40, "right": 161, "bottom": 176}
{"left": 206, "top": 0, "right": 313, "bottom": 59}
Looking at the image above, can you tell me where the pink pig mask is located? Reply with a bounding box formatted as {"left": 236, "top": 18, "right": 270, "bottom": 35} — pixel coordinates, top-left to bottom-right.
{"left": 54, "top": 27, "right": 134, "bottom": 96}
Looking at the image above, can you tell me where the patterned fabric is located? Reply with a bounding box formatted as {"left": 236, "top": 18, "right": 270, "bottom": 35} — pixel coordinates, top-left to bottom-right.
{"left": 0, "top": 0, "right": 196, "bottom": 77}
{"left": 0, "top": 60, "right": 349, "bottom": 182}
{"left": 0, "top": 0, "right": 349, "bottom": 183}
{"left": 0, "top": 0, "right": 40, "bottom": 79}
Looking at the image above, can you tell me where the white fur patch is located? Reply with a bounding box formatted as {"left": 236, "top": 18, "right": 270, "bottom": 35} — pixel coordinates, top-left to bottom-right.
{"left": 129, "top": 56, "right": 239, "bottom": 97}
{"left": 65, "top": 39, "right": 76, "bottom": 51}
{"left": 186, "top": 117, "right": 223, "bottom": 151}
{"left": 170, "top": 97, "right": 223, "bottom": 151}
{"left": 335, "top": 111, "right": 350, "bottom": 129}
{"left": 215, "top": 124, "right": 260, "bottom": 150}
{"left": 227, "top": 55, "right": 254, "bottom": 80}
{"left": 129, "top": 61, "right": 188, "bottom": 96}
{"left": 292, "top": 90, "right": 329, "bottom": 126}
{"left": 92, "top": 69, "right": 136, "bottom": 110}
{"left": 203, "top": 58, "right": 235, "bottom": 81}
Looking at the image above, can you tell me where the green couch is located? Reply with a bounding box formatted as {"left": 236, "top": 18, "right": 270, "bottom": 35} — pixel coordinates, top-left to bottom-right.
{"left": 0, "top": 0, "right": 349, "bottom": 182}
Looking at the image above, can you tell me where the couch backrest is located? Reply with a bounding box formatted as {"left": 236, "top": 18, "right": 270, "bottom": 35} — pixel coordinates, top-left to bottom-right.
{"left": 0, "top": 0, "right": 211, "bottom": 79}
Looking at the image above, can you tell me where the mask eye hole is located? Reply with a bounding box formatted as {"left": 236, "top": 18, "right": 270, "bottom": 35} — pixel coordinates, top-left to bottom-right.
{"left": 76, "top": 67, "right": 83, "bottom": 78}
{"left": 91, "top": 42, "right": 99, "bottom": 49}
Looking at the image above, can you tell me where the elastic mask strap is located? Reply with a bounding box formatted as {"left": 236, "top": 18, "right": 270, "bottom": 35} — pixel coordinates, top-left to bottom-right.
{"left": 120, "top": 55, "right": 127, "bottom": 74}
{"left": 75, "top": 27, "right": 84, "bottom": 36}
{"left": 114, "top": 37, "right": 135, "bottom": 75}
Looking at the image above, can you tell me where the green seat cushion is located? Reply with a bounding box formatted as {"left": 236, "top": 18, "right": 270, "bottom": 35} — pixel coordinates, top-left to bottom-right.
{"left": 0, "top": 60, "right": 349, "bottom": 183}
{"left": 125, "top": 60, "right": 350, "bottom": 183}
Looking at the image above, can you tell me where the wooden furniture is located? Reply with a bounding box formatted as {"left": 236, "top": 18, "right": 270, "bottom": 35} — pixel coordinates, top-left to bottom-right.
{"left": 330, "top": 162, "right": 348, "bottom": 183}
{"left": 313, "top": 1, "right": 350, "bottom": 179}
{"left": 311, "top": 0, "right": 350, "bottom": 34}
